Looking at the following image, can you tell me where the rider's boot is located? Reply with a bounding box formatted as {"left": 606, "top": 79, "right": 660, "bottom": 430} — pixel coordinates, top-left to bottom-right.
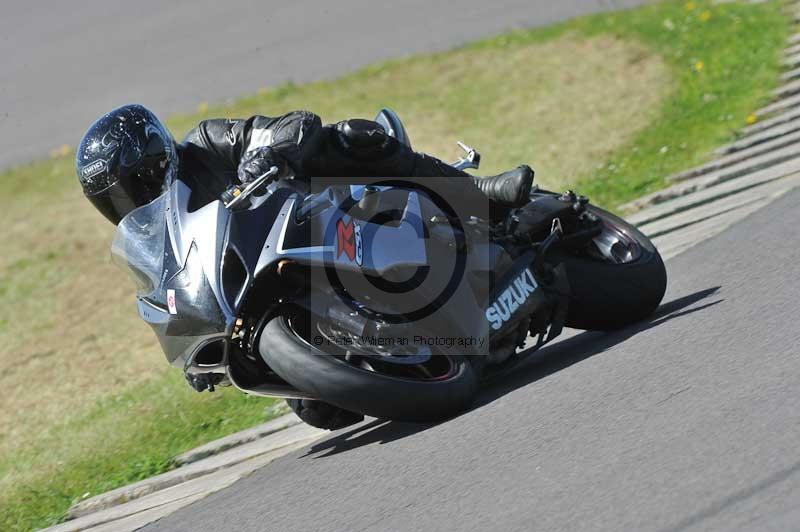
{"left": 471, "top": 165, "right": 534, "bottom": 208}
{"left": 411, "top": 153, "right": 533, "bottom": 220}
{"left": 285, "top": 398, "right": 364, "bottom": 430}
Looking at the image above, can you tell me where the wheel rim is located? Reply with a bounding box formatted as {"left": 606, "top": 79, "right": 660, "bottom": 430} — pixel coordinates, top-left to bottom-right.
{"left": 285, "top": 314, "right": 459, "bottom": 383}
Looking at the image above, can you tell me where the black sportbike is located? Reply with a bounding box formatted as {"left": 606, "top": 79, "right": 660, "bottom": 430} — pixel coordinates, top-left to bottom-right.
{"left": 113, "top": 109, "right": 666, "bottom": 427}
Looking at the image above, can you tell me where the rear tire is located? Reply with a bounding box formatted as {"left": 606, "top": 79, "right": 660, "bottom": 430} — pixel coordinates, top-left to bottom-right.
{"left": 259, "top": 314, "right": 478, "bottom": 422}
{"left": 558, "top": 207, "right": 667, "bottom": 331}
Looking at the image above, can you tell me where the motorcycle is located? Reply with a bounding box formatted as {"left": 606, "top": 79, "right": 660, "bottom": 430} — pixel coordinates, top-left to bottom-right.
{"left": 112, "top": 109, "right": 667, "bottom": 425}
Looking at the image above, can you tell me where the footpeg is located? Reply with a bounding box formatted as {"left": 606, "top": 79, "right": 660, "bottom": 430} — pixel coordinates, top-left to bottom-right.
{"left": 452, "top": 141, "right": 481, "bottom": 171}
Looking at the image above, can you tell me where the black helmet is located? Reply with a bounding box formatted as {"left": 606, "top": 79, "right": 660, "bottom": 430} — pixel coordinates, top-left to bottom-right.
{"left": 76, "top": 104, "right": 177, "bottom": 224}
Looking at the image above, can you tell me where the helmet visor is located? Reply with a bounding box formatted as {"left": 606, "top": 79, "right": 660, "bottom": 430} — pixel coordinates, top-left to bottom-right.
{"left": 87, "top": 177, "right": 155, "bottom": 224}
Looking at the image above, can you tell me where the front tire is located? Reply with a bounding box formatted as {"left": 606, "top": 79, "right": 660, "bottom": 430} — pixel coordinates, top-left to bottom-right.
{"left": 259, "top": 314, "right": 479, "bottom": 422}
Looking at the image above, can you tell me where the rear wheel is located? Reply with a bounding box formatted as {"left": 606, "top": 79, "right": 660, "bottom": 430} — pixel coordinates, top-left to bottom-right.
{"left": 557, "top": 205, "right": 667, "bottom": 331}
{"left": 258, "top": 311, "right": 478, "bottom": 422}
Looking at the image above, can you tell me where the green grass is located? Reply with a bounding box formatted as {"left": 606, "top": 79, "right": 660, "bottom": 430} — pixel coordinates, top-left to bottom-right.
{"left": 0, "top": 1, "right": 789, "bottom": 530}
{"left": 568, "top": 0, "right": 791, "bottom": 207}
{"left": 1, "top": 372, "right": 278, "bottom": 530}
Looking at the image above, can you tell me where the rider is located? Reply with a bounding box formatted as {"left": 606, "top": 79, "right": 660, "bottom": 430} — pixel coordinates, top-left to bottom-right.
{"left": 75, "top": 104, "right": 533, "bottom": 225}
{"left": 75, "top": 104, "right": 534, "bottom": 429}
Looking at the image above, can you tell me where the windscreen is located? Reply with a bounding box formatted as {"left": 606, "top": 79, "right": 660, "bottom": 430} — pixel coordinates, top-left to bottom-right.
{"left": 111, "top": 193, "right": 168, "bottom": 294}
{"left": 111, "top": 192, "right": 229, "bottom": 365}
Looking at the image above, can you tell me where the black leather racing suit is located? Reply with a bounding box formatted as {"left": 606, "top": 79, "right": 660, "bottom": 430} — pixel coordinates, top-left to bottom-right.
{"left": 177, "top": 110, "right": 514, "bottom": 218}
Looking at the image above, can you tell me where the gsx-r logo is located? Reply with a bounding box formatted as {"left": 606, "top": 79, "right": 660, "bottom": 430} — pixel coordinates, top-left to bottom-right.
{"left": 336, "top": 218, "right": 363, "bottom": 266}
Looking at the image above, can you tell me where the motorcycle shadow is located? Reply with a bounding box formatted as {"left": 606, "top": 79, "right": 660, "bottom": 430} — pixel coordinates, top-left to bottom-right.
{"left": 301, "top": 417, "right": 441, "bottom": 459}
{"left": 303, "top": 287, "right": 722, "bottom": 459}
{"left": 475, "top": 286, "right": 723, "bottom": 406}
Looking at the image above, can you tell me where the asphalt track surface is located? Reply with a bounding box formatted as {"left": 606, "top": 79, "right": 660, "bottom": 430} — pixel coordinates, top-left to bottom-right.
{"left": 142, "top": 188, "right": 800, "bottom": 532}
{"left": 0, "top": 0, "right": 652, "bottom": 169}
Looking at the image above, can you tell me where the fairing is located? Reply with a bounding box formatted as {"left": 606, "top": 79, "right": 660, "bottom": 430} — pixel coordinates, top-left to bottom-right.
{"left": 112, "top": 175, "right": 550, "bottom": 371}
{"left": 112, "top": 185, "right": 234, "bottom": 367}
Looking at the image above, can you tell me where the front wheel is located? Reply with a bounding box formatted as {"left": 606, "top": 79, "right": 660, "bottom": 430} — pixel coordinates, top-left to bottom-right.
{"left": 556, "top": 205, "right": 667, "bottom": 331}
{"left": 258, "top": 312, "right": 479, "bottom": 422}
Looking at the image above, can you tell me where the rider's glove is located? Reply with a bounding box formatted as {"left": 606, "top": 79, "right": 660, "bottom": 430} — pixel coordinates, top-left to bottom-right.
{"left": 237, "top": 146, "right": 289, "bottom": 185}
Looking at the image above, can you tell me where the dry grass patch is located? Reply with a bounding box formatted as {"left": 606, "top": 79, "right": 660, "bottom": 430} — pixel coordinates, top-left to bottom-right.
{"left": 0, "top": 189, "right": 161, "bottom": 453}
{"left": 182, "top": 34, "right": 669, "bottom": 185}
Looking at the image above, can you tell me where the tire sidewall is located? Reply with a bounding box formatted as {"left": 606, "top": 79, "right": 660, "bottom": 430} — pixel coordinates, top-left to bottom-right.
{"left": 259, "top": 316, "right": 479, "bottom": 422}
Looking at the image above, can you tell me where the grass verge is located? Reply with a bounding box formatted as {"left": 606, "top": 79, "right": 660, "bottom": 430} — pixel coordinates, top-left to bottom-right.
{"left": 0, "top": 1, "right": 789, "bottom": 529}
{"left": 1, "top": 372, "right": 278, "bottom": 529}
{"left": 567, "top": 0, "right": 791, "bottom": 207}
